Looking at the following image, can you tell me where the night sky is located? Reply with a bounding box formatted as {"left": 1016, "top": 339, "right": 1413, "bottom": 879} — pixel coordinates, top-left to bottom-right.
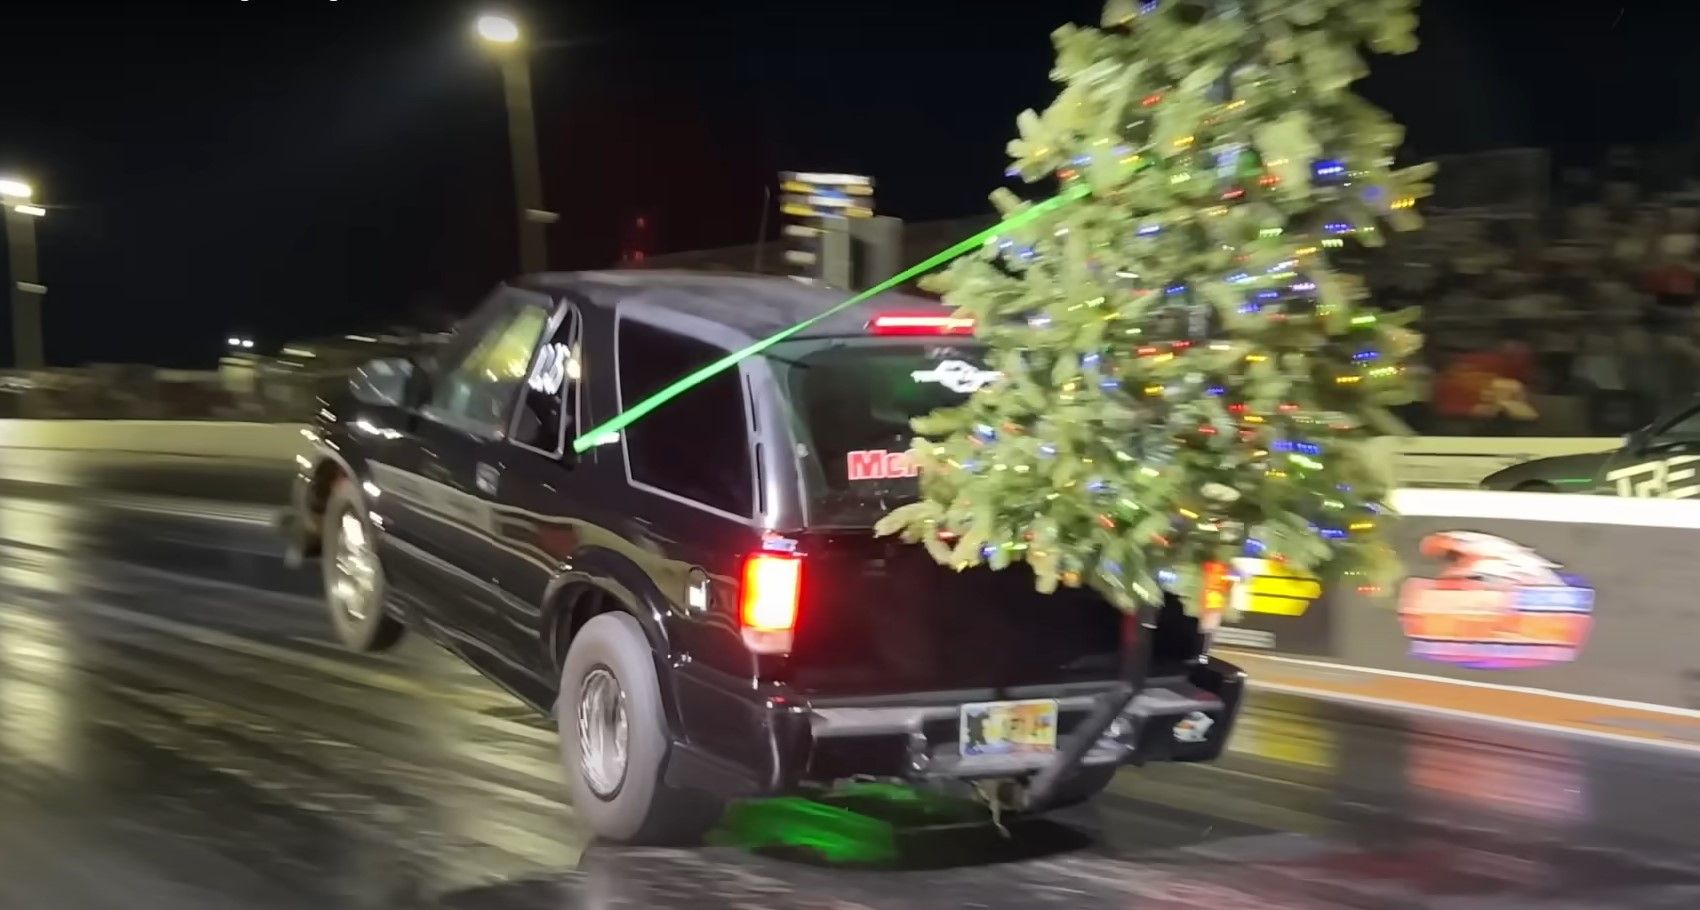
{"left": 0, "top": 0, "right": 1695, "bottom": 368}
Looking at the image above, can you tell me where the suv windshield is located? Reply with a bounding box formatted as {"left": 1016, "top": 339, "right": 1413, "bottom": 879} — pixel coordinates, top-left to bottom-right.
{"left": 776, "top": 338, "right": 995, "bottom": 527}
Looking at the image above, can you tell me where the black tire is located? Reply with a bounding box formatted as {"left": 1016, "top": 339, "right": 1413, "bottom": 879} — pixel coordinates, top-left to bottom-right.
{"left": 321, "top": 479, "right": 406, "bottom": 652}
{"left": 1043, "top": 764, "right": 1118, "bottom": 810}
{"left": 559, "top": 612, "right": 723, "bottom": 844}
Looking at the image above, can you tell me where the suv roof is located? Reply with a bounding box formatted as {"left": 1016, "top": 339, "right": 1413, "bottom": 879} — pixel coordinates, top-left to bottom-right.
{"left": 516, "top": 270, "right": 948, "bottom": 346}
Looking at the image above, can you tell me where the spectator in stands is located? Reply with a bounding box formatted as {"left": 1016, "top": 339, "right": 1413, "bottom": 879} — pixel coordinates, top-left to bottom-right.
{"left": 1618, "top": 325, "right": 1667, "bottom": 427}
{"left": 1574, "top": 330, "right": 1637, "bottom": 434}
{"left": 1432, "top": 339, "right": 1538, "bottom": 433}
{"left": 1643, "top": 233, "right": 1697, "bottom": 329}
{"left": 1661, "top": 329, "right": 1700, "bottom": 404}
{"left": 1535, "top": 314, "right": 1580, "bottom": 393}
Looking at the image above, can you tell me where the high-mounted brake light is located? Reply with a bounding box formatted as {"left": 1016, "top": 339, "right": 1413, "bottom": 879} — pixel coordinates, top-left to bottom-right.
{"left": 740, "top": 552, "right": 802, "bottom": 653}
{"left": 867, "top": 312, "right": 975, "bottom": 336}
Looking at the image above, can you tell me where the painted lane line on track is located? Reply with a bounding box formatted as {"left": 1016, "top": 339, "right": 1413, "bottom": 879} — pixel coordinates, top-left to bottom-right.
{"left": 73, "top": 594, "right": 556, "bottom": 746}
{"left": 91, "top": 684, "right": 582, "bottom": 875}
{"left": 1231, "top": 651, "right": 1700, "bottom": 721}
{"left": 36, "top": 597, "right": 572, "bottom": 797}
{"left": 67, "top": 607, "right": 562, "bottom": 768}
{"left": 1248, "top": 679, "right": 1700, "bottom": 759}
{"left": 1227, "top": 651, "right": 1700, "bottom": 758}
{"left": 112, "top": 668, "right": 571, "bottom": 814}
{"left": 84, "top": 492, "right": 279, "bottom": 525}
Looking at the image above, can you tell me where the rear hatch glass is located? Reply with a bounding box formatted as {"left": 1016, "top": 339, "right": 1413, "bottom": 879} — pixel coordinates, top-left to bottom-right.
{"left": 773, "top": 337, "right": 996, "bottom": 528}
{"left": 769, "top": 336, "right": 1202, "bottom": 696}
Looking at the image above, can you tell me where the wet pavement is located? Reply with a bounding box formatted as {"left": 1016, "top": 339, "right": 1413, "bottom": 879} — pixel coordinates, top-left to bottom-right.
{"left": 4, "top": 468, "right": 1700, "bottom": 907}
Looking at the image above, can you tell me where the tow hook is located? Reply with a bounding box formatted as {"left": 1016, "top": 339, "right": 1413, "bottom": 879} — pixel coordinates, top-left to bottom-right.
{"left": 971, "top": 780, "right": 1020, "bottom": 838}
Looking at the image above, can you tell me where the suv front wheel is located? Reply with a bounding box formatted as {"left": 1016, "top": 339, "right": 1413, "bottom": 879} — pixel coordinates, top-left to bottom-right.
{"left": 321, "top": 479, "right": 405, "bottom": 652}
{"left": 559, "top": 612, "right": 723, "bottom": 844}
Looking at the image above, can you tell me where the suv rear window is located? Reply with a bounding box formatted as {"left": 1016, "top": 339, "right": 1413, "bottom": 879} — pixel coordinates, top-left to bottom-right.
{"left": 777, "top": 339, "right": 994, "bottom": 527}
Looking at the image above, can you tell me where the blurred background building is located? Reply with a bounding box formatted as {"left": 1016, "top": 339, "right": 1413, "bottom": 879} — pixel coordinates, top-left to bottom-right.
{"left": 18, "top": 141, "right": 1700, "bottom": 438}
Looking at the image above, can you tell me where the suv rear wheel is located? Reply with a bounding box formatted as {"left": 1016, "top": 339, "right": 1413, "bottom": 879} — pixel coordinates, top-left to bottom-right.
{"left": 321, "top": 479, "right": 405, "bottom": 652}
{"left": 559, "top": 612, "right": 723, "bottom": 844}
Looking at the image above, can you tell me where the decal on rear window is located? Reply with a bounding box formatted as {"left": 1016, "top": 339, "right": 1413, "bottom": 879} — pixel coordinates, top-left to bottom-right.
{"left": 909, "top": 360, "right": 1001, "bottom": 394}
{"left": 847, "top": 449, "right": 918, "bottom": 481}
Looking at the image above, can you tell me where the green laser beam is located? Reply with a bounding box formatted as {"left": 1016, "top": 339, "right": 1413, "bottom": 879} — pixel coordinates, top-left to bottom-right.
{"left": 570, "top": 183, "right": 1091, "bottom": 453}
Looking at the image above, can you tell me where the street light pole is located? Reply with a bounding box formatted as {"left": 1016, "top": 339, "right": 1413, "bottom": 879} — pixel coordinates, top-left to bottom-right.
{"left": 0, "top": 179, "right": 44, "bottom": 369}
{"left": 502, "top": 53, "right": 549, "bottom": 274}
{"left": 477, "top": 15, "right": 552, "bottom": 276}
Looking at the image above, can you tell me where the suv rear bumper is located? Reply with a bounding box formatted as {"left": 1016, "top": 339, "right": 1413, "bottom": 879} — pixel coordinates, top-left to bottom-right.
{"left": 666, "top": 657, "right": 1244, "bottom": 798}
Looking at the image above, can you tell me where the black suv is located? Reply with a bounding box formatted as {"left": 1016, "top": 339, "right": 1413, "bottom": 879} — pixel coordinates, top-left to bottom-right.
{"left": 285, "top": 271, "right": 1244, "bottom": 844}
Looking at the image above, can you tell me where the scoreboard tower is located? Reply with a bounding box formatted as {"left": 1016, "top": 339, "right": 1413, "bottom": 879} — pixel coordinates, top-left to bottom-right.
{"left": 778, "top": 171, "right": 875, "bottom": 285}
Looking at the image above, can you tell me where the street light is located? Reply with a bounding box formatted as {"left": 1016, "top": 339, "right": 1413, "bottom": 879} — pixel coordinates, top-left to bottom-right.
{"left": 1, "top": 177, "right": 44, "bottom": 369}
{"left": 474, "top": 13, "right": 553, "bottom": 275}
{"left": 475, "top": 14, "right": 520, "bottom": 44}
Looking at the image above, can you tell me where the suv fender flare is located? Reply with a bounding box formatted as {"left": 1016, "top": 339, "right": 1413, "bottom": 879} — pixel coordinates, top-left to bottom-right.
{"left": 543, "top": 556, "right": 671, "bottom": 658}
{"left": 290, "top": 431, "right": 369, "bottom": 558}
{"left": 542, "top": 547, "right": 686, "bottom": 734}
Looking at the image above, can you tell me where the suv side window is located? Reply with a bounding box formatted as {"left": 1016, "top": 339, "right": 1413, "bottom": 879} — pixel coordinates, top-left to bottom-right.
{"left": 1655, "top": 405, "right": 1700, "bottom": 445}
{"left": 618, "top": 319, "right": 754, "bottom": 517}
{"left": 510, "top": 306, "right": 581, "bottom": 455}
{"left": 424, "top": 302, "right": 551, "bottom": 437}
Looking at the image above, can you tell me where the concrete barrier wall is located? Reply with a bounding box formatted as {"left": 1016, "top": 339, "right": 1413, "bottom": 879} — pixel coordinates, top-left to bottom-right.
{"left": 0, "top": 420, "right": 310, "bottom": 462}
{"left": 1364, "top": 436, "right": 1618, "bottom": 488}
{"left": 1222, "top": 488, "right": 1700, "bottom": 714}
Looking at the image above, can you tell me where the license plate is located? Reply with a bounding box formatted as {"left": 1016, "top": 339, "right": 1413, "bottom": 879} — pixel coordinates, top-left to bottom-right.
{"left": 959, "top": 698, "right": 1058, "bottom": 760}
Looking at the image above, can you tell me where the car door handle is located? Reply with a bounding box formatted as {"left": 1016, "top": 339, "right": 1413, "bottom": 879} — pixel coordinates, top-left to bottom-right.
{"left": 475, "top": 463, "right": 500, "bottom": 496}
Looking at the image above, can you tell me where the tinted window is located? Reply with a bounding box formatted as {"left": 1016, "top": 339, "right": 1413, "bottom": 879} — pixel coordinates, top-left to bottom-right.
{"left": 425, "top": 303, "right": 550, "bottom": 436}
{"left": 511, "top": 310, "right": 580, "bottom": 454}
{"left": 780, "top": 340, "right": 989, "bottom": 526}
{"left": 1655, "top": 405, "right": 1700, "bottom": 443}
{"left": 618, "top": 320, "right": 753, "bottom": 516}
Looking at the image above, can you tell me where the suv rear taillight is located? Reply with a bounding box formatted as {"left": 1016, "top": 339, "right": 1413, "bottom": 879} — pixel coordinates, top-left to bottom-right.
{"left": 740, "top": 552, "right": 802, "bottom": 653}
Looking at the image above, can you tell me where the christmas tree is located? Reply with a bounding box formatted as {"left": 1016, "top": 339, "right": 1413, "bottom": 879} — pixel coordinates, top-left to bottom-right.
{"left": 877, "top": 0, "right": 1432, "bottom": 616}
